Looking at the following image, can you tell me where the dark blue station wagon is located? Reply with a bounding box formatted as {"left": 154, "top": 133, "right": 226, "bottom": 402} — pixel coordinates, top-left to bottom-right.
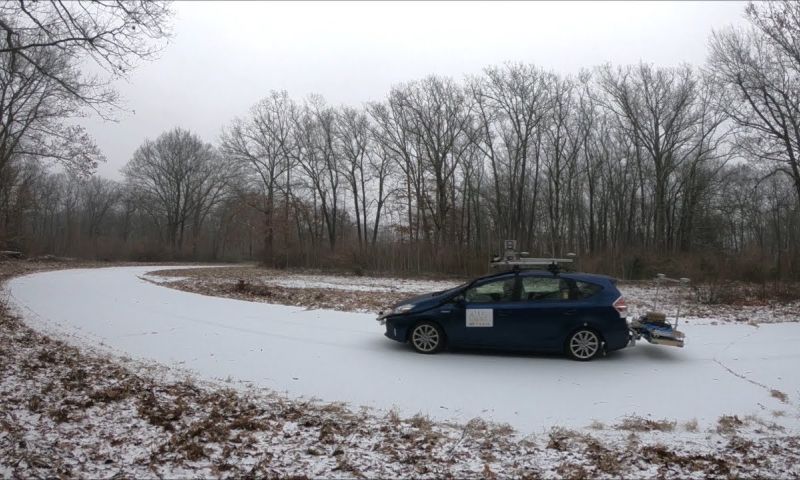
{"left": 377, "top": 270, "right": 630, "bottom": 361}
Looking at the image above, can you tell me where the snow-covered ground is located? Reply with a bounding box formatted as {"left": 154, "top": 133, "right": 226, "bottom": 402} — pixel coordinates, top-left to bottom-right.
{"left": 6, "top": 266, "right": 800, "bottom": 435}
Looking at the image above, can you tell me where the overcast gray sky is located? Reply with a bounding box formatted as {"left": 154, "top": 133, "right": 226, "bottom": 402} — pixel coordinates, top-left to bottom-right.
{"left": 87, "top": 0, "right": 748, "bottom": 179}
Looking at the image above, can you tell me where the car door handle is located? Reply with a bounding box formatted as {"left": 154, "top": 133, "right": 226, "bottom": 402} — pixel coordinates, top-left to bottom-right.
{"left": 497, "top": 311, "right": 512, "bottom": 318}
{"left": 564, "top": 309, "right": 578, "bottom": 316}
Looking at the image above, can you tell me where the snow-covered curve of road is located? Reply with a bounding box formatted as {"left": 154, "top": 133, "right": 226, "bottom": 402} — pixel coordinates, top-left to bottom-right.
{"left": 6, "top": 266, "right": 800, "bottom": 433}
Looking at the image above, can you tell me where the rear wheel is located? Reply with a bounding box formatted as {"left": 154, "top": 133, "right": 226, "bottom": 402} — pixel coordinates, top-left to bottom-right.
{"left": 566, "top": 329, "right": 602, "bottom": 361}
{"left": 409, "top": 321, "right": 444, "bottom": 354}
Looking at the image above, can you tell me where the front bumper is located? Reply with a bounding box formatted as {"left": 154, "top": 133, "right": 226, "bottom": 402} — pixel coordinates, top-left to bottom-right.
{"left": 377, "top": 313, "right": 408, "bottom": 342}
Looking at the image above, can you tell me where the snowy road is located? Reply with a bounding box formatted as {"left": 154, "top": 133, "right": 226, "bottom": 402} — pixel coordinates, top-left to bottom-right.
{"left": 7, "top": 266, "right": 800, "bottom": 432}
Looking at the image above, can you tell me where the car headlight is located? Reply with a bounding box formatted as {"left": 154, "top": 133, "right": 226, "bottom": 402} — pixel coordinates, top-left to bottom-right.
{"left": 392, "top": 304, "right": 415, "bottom": 314}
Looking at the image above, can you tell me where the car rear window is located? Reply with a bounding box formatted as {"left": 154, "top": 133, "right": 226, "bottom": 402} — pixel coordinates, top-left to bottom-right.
{"left": 575, "top": 280, "right": 603, "bottom": 299}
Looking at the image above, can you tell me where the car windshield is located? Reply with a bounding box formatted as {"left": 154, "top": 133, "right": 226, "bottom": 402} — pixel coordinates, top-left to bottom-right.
{"left": 433, "top": 283, "right": 468, "bottom": 296}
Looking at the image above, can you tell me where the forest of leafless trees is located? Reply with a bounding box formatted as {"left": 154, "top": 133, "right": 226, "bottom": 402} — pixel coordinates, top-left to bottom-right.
{"left": 1, "top": 1, "right": 799, "bottom": 280}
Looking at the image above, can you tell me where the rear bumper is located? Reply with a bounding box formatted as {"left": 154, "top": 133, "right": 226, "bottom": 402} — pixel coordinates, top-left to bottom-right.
{"left": 605, "top": 328, "right": 631, "bottom": 351}
{"left": 602, "top": 318, "right": 631, "bottom": 351}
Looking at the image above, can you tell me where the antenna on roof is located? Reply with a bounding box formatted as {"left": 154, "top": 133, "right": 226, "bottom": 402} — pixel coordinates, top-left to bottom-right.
{"left": 547, "top": 262, "right": 561, "bottom": 276}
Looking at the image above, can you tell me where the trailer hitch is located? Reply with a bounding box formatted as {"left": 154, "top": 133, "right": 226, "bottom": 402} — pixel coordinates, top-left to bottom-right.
{"left": 629, "top": 313, "right": 685, "bottom": 348}
{"left": 628, "top": 274, "right": 690, "bottom": 349}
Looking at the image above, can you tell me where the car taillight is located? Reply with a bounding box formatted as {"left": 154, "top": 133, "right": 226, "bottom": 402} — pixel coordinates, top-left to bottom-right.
{"left": 613, "top": 296, "right": 628, "bottom": 317}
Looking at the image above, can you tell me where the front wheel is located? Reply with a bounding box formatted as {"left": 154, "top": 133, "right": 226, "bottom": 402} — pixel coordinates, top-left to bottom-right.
{"left": 409, "top": 322, "right": 445, "bottom": 354}
{"left": 566, "top": 329, "right": 602, "bottom": 361}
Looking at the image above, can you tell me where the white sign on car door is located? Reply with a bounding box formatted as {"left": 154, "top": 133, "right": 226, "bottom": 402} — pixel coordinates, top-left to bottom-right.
{"left": 466, "top": 308, "right": 493, "bottom": 327}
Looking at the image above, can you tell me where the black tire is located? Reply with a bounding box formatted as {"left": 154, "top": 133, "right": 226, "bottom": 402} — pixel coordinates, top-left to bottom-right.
{"left": 409, "top": 321, "right": 445, "bottom": 354}
{"left": 565, "top": 328, "right": 602, "bottom": 361}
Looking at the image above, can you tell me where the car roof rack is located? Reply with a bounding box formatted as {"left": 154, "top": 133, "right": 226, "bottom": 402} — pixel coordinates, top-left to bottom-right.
{"left": 489, "top": 240, "right": 575, "bottom": 275}
{"left": 490, "top": 258, "right": 575, "bottom": 275}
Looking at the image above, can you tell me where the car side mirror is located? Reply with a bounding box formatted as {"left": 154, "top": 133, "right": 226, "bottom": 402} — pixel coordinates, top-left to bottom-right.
{"left": 452, "top": 295, "right": 465, "bottom": 307}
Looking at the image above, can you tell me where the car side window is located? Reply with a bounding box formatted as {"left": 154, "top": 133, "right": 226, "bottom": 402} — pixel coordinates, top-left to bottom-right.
{"left": 521, "top": 277, "right": 571, "bottom": 301}
{"left": 464, "top": 277, "right": 516, "bottom": 303}
{"left": 574, "top": 280, "right": 603, "bottom": 299}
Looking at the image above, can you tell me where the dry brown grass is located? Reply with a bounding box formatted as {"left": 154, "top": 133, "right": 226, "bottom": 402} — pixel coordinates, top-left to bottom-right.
{"left": 616, "top": 415, "right": 676, "bottom": 432}
{"left": 717, "top": 414, "right": 745, "bottom": 434}
{"left": 546, "top": 427, "right": 581, "bottom": 451}
{"left": 584, "top": 436, "right": 624, "bottom": 475}
{"left": 589, "top": 419, "right": 605, "bottom": 430}
{"left": 770, "top": 389, "right": 789, "bottom": 403}
{"left": 744, "top": 414, "right": 787, "bottom": 434}
{"left": 554, "top": 461, "right": 589, "bottom": 478}
{"left": 640, "top": 443, "right": 734, "bottom": 477}
{"left": 385, "top": 408, "right": 401, "bottom": 425}
{"left": 148, "top": 266, "right": 414, "bottom": 313}
{"left": 694, "top": 281, "right": 800, "bottom": 306}
{"left": 683, "top": 418, "right": 699, "bottom": 432}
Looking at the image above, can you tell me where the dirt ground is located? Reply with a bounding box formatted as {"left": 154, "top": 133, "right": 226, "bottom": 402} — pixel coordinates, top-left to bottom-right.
{"left": 2, "top": 260, "right": 800, "bottom": 478}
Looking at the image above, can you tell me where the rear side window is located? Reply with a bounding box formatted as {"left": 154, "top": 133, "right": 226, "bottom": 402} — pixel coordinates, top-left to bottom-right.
{"left": 521, "top": 277, "right": 571, "bottom": 301}
{"left": 575, "top": 280, "right": 603, "bottom": 299}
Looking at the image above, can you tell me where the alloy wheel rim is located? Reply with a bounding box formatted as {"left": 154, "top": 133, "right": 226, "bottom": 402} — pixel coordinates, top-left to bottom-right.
{"left": 412, "top": 325, "right": 439, "bottom": 352}
{"left": 570, "top": 330, "right": 599, "bottom": 359}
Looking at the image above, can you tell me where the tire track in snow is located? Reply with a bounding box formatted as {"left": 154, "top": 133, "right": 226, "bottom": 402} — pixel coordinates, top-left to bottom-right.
{"left": 712, "top": 326, "right": 791, "bottom": 405}
{"left": 713, "top": 359, "right": 771, "bottom": 393}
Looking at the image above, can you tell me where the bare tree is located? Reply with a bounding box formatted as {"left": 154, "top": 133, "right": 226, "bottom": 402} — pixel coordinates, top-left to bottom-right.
{"left": 397, "top": 76, "right": 472, "bottom": 247}
{"left": 0, "top": 1, "right": 172, "bottom": 248}
{"left": 123, "top": 128, "right": 226, "bottom": 255}
{"left": 541, "top": 75, "right": 583, "bottom": 256}
{"left": 598, "top": 63, "right": 703, "bottom": 250}
{"left": 0, "top": 1, "right": 171, "bottom": 109}
{"left": 368, "top": 96, "right": 422, "bottom": 246}
{"left": 367, "top": 142, "right": 396, "bottom": 247}
{"left": 0, "top": 46, "right": 104, "bottom": 187}
{"left": 468, "top": 63, "right": 553, "bottom": 246}
{"left": 709, "top": 7, "right": 800, "bottom": 207}
{"left": 79, "top": 176, "right": 120, "bottom": 243}
{"left": 336, "top": 106, "right": 371, "bottom": 249}
{"left": 221, "top": 91, "right": 295, "bottom": 265}
{"left": 293, "top": 97, "right": 342, "bottom": 251}
{"left": 744, "top": 1, "right": 800, "bottom": 71}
